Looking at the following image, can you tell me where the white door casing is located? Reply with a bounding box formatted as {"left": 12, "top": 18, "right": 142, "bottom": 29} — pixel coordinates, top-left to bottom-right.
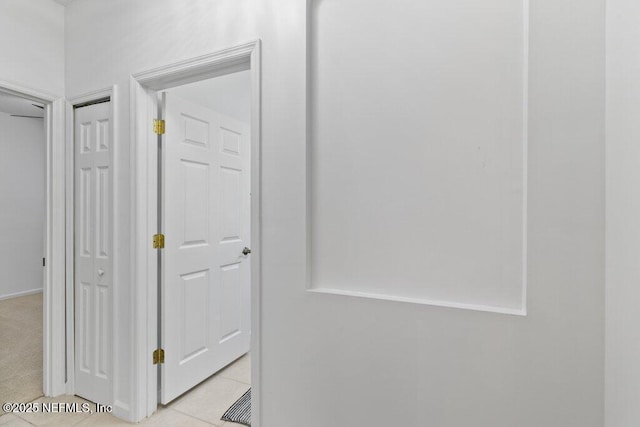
{"left": 161, "top": 93, "right": 251, "bottom": 404}
{"left": 74, "top": 101, "right": 112, "bottom": 405}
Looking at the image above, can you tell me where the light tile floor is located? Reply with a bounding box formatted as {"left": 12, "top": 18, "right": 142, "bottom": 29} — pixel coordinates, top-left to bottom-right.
{"left": 0, "top": 293, "right": 43, "bottom": 408}
{"left": 0, "top": 354, "right": 251, "bottom": 427}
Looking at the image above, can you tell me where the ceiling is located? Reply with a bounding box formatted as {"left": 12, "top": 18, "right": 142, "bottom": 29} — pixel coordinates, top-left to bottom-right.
{"left": 52, "top": 0, "right": 74, "bottom": 6}
{"left": 0, "top": 92, "right": 44, "bottom": 117}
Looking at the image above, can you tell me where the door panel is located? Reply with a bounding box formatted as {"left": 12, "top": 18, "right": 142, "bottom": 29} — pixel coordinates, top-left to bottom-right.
{"left": 74, "top": 101, "right": 112, "bottom": 405}
{"left": 161, "top": 93, "right": 250, "bottom": 404}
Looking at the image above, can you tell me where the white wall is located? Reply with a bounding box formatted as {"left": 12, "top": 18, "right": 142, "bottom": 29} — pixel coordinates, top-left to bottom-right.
{"left": 0, "top": 113, "right": 45, "bottom": 299}
{"left": 605, "top": 1, "right": 640, "bottom": 425}
{"left": 167, "top": 71, "right": 251, "bottom": 123}
{"left": 65, "top": 0, "right": 605, "bottom": 425}
{"left": 310, "top": 0, "right": 526, "bottom": 313}
{"left": 0, "top": 0, "right": 65, "bottom": 96}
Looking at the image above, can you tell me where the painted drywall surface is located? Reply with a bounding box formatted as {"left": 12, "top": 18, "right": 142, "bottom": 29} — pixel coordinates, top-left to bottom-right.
{"left": 65, "top": 1, "right": 605, "bottom": 426}
{"left": 0, "top": 0, "right": 65, "bottom": 96}
{"left": 605, "top": 1, "right": 640, "bottom": 425}
{"left": 0, "top": 112, "right": 45, "bottom": 299}
{"left": 310, "top": 0, "right": 525, "bottom": 311}
{"left": 167, "top": 71, "right": 251, "bottom": 123}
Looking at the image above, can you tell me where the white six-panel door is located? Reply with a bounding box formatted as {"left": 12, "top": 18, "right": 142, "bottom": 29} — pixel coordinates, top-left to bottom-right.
{"left": 161, "top": 93, "right": 250, "bottom": 404}
{"left": 74, "top": 102, "right": 112, "bottom": 405}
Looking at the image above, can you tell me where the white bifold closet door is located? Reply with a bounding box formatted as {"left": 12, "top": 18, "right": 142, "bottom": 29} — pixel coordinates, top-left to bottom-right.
{"left": 74, "top": 101, "right": 112, "bottom": 405}
{"left": 160, "top": 93, "right": 251, "bottom": 404}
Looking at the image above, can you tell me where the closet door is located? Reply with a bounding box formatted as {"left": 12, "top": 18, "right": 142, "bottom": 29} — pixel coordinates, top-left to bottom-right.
{"left": 74, "top": 101, "right": 112, "bottom": 405}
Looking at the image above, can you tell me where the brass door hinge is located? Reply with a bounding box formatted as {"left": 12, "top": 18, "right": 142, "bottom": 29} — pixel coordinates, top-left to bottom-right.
{"left": 153, "top": 119, "right": 165, "bottom": 135}
{"left": 153, "top": 348, "right": 165, "bottom": 365}
{"left": 153, "top": 234, "right": 165, "bottom": 249}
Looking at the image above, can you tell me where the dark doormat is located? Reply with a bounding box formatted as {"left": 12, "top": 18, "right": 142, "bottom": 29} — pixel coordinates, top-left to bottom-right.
{"left": 221, "top": 388, "right": 251, "bottom": 426}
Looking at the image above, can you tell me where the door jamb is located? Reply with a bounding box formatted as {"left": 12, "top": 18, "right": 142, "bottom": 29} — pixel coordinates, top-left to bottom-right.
{"left": 64, "top": 86, "right": 117, "bottom": 398}
{"left": 0, "top": 79, "right": 66, "bottom": 398}
{"left": 130, "top": 40, "right": 262, "bottom": 424}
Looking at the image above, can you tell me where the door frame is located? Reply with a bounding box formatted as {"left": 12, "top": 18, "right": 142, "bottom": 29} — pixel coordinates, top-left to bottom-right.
{"left": 130, "top": 40, "right": 262, "bottom": 424}
{"left": 0, "top": 80, "right": 66, "bottom": 397}
{"left": 64, "top": 86, "right": 117, "bottom": 398}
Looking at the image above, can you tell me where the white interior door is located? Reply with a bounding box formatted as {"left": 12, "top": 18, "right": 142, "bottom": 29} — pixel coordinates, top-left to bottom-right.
{"left": 74, "top": 101, "right": 112, "bottom": 405}
{"left": 160, "top": 92, "right": 251, "bottom": 404}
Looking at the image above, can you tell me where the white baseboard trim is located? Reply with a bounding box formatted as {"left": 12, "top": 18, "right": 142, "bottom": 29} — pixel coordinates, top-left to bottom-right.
{"left": 0, "top": 288, "right": 44, "bottom": 301}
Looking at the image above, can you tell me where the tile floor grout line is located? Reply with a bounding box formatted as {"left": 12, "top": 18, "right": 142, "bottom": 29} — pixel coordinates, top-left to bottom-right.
{"left": 10, "top": 395, "right": 40, "bottom": 423}
{"left": 218, "top": 375, "right": 251, "bottom": 388}
{"left": 166, "top": 406, "right": 220, "bottom": 426}
{"left": 218, "top": 374, "right": 251, "bottom": 386}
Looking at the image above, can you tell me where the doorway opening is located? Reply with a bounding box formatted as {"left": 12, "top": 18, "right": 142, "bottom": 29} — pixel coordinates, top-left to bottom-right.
{"left": 0, "top": 91, "right": 46, "bottom": 406}
{"left": 131, "top": 41, "right": 262, "bottom": 425}
{"left": 156, "top": 69, "right": 253, "bottom": 420}
{"left": 0, "top": 82, "right": 65, "bottom": 405}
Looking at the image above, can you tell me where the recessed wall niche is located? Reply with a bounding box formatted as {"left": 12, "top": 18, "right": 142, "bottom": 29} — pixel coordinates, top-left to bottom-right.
{"left": 308, "top": 0, "right": 528, "bottom": 314}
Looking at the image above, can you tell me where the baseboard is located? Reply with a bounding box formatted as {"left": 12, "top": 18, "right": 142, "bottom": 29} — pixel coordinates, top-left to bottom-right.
{"left": 0, "top": 288, "right": 43, "bottom": 301}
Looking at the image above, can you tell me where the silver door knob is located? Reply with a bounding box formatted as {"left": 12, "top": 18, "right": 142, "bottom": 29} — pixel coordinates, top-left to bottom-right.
{"left": 98, "top": 269, "right": 105, "bottom": 277}
{"left": 242, "top": 247, "right": 252, "bottom": 256}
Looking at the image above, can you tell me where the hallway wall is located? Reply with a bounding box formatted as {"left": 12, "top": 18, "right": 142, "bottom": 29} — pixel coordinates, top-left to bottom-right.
{"left": 0, "top": 112, "right": 45, "bottom": 299}
{"left": 65, "top": 1, "right": 605, "bottom": 425}
{"left": 0, "top": 0, "right": 65, "bottom": 96}
{"left": 605, "top": 0, "right": 640, "bottom": 425}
